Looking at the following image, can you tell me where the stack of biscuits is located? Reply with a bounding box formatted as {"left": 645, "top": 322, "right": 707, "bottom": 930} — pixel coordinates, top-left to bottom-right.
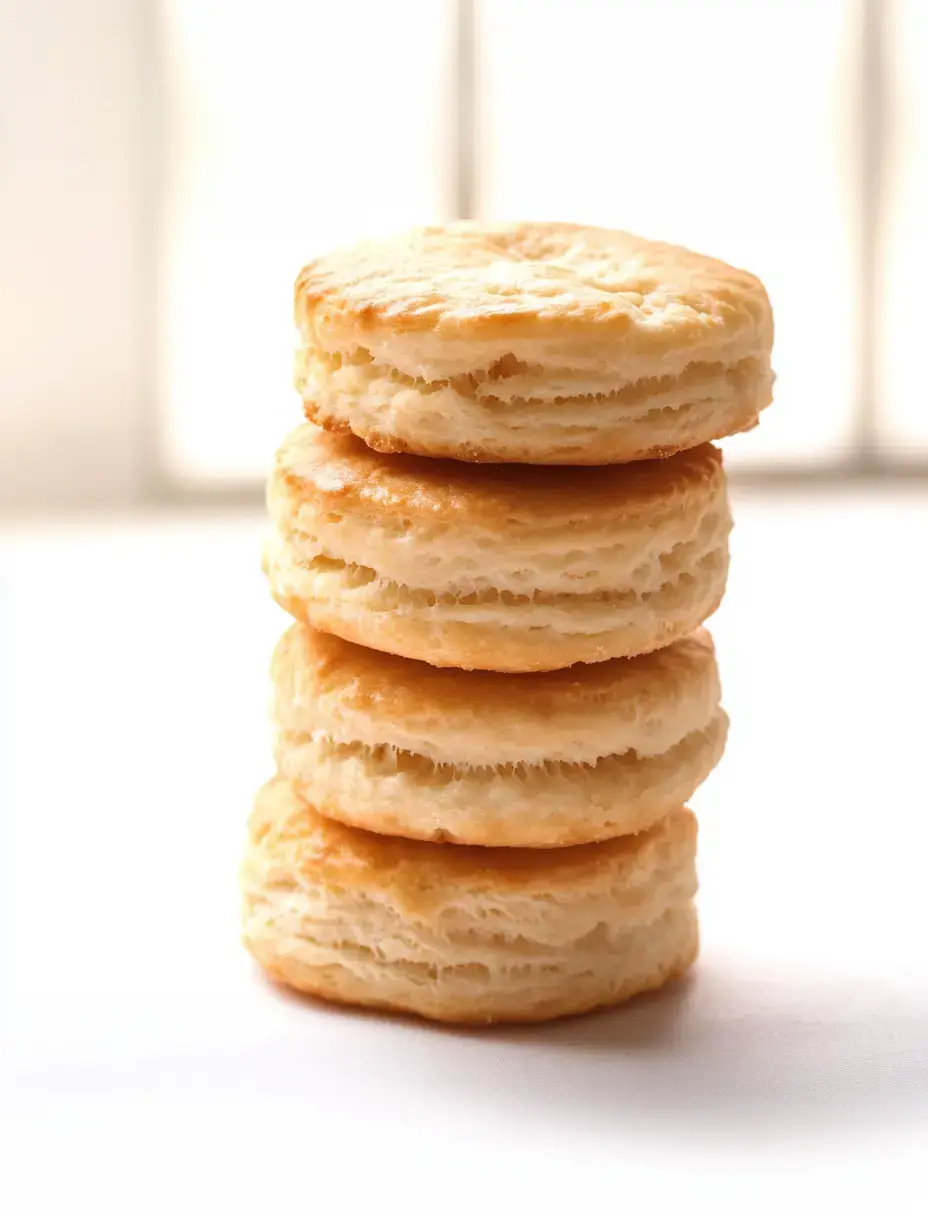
{"left": 242, "top": 223, "right": 774, "bottom": 1024}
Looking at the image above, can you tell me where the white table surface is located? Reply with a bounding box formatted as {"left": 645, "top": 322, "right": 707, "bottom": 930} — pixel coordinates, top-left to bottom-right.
{"left": 1, "top": 491, "right": 927, "bottom": 1229}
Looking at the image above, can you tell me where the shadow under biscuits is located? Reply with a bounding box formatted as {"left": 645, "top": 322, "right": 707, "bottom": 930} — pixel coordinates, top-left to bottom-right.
{"left": 270, "top": 961, "right": 928, "bottom": 1135}
{"left": 462, "top": 965, "right": 928, "bottom": 1131}
{"left": 15, "top": 960, "right": 924, "bottom": 1141}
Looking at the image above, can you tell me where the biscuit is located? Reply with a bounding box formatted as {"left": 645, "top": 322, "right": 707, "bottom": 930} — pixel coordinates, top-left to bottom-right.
{"left": 265, "top": 424, "right": 731, "bottom": 672}
{"left": 273, "top": 622, "right": 727, "bottom": 846}
{"left": 294, "top": 222, "right": 774, "bottom": 464}
{"left": 242, "top": 778, "right": 699, "bottom": 1024}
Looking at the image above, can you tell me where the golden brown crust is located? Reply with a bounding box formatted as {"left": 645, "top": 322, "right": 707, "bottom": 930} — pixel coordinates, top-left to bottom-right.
{"left": 241, "top": 779, "right": 699, "bottom": 1024}
{"left": 247, "top": 778, "right": 696, "bottom": 897}
{"left": 295, "top": 221, "right": 772, "bottom": 350}
{"left": 273, "top": 621, "right": 719, "bottom": 751}
{"left": 273, "top": 422, "right": 726, "bottom": 530}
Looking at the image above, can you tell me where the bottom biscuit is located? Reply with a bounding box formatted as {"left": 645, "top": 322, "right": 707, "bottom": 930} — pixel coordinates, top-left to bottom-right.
{"left": 241, "top": 778, "right": 699, "bottom": 1025}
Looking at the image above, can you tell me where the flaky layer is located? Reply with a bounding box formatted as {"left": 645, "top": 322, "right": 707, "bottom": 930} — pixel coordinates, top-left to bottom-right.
{"left": 241, "top": 778, "right": 699, "bottom": 1024}
{"left": 277, "top": 715, "right": 726, "bottom": 846}
{"left": 266, "top": 426, "right": 732, "bottom": 671}
{"left": 265, "top": 534, "right": 727, "bottom": 671}
{"left": 248, "top": 904, "right": 698, "bottom": 1024}
{"left": 272, "top": 623, "right": 726, "bottom": 845}
{"left": 296, "top": 348, "right": 772, "bottom": 464}
{"left": 294, "top": 222, "right": 774, "bottom": 463}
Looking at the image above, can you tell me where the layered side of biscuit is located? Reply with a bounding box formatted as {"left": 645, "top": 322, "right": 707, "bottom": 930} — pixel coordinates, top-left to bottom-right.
{"left": 265, "top": 423, "right": 732, "bottom": 671}
{"left": 272, "top": 623, "right": 727, "bottom": 847}
{"left": 295, "top": 343, "right": 773, "bottom": 465}
{"left": 294, "top": 221, "right": 774, "bottom": 464}
{"left": 242, "top": 779, "right": 699, "bottom": 1024}
{"left": 243, "top": 222, "right": 772, "bottom": 1024}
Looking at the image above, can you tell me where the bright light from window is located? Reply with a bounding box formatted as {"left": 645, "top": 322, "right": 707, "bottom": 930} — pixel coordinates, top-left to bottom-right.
{"left": 159, "top": 0, "right": 451, "bottom": 481}
{"left": 881, "top": 0, "right": 928, "bottom": 458}
{"left": 481, "top": 0, "right": 859, "bottom": 467}
{"left": 160, "top": 0, "right": 866, "bottom": 481}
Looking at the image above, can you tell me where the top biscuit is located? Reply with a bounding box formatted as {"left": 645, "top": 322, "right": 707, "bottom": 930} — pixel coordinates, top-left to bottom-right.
{"left": 294, "top": 222, "right": 774, "bottom": 464}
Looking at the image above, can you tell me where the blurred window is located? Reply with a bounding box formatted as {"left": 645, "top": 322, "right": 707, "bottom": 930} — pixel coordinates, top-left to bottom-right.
{"left": 159, "top": 0, "right": 452, "bottom": 483}
{"left": 0, "top": 0, "right": 147, "bottom": 505}
{"left": 881, "top": 0, "right": 928, "bottom": 460}
{"left": 481, "top": 0, "right": 860, "bottom": 471}
{"left": 161, "top": 0, "right": 871, "bottom": 484}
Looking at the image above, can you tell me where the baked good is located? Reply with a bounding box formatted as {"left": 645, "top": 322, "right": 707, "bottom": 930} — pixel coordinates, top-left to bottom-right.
{"left": 272, "top": 622, "right": 727, "bottom": 846}
{"left": 293, "top": 221, "right": 774, "bottom": 464}
{"left": 264, "top": 423, "right": 732, "bottom": 672}
{"left": 241, "top": 778, "right": 699, "bottom": 1024}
